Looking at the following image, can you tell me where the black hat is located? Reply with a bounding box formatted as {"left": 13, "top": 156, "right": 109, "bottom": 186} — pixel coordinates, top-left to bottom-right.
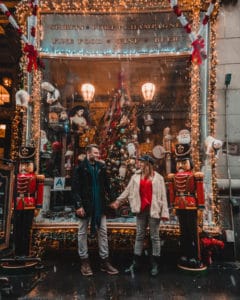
{"left": 19, "top": 146, "right": 35, "bottom": 161}
{"left": 175, "top": 143, "right": 191, "bottom": 161}
{"left": 138, "top": 154, "right": 155, "bottom": 165}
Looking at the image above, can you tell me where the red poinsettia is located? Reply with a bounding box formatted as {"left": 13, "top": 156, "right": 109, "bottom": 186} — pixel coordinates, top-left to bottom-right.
{"left": 201, "top": 237, "right": 224, "bottom": 265}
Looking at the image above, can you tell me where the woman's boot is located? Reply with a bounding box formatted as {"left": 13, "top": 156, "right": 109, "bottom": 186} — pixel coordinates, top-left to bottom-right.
{"left": 150, "top": 256, "right": 159, "bottom": 276}
{"left": 125, "top": 254, "right": 141, "bottom": 275}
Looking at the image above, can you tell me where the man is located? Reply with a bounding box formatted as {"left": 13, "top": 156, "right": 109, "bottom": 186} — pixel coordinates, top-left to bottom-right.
{"left": 71, "top": 144, "right": 118, "bottom": 276}
{"left": 167, "top": 143, "right": 206, "bottom": 270}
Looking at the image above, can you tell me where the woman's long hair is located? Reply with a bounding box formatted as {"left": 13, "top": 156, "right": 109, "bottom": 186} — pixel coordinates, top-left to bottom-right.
{"left": 142, "top": 161, "right": 154, "bottom": 179}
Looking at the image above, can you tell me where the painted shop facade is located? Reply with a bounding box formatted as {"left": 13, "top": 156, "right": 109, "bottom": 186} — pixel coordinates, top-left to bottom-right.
{"left": 0, "top": 0, "right": 240, "bottom": 260}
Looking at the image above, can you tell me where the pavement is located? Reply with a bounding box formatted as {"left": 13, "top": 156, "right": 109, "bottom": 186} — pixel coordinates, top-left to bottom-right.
{"left": 1, "top": 251, "right": 240, "bottom": 300}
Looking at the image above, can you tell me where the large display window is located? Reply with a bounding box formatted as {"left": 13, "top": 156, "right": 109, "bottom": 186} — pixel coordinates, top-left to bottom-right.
{"left": 14, "top": 0, "right": 221, "bottom": 253}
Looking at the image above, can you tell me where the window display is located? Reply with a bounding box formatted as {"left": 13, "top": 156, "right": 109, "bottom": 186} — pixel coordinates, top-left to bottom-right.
{"left": 13, "top": 0, "right": 222, "bottom": 254}
{"left": 38, "top": 56, "right": 192, "bottom": 222}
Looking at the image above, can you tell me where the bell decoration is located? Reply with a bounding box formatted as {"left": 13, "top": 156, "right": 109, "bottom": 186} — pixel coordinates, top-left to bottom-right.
{"left": 145, "top": 125, "right": 152, "bottom": 134}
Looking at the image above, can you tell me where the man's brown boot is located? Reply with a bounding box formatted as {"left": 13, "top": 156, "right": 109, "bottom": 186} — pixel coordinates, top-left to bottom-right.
{"left": 100, "top": 258, "right": 119, "bottom": 275}
{"left": 81, "top": 258, "right": 93, "bottom": 276}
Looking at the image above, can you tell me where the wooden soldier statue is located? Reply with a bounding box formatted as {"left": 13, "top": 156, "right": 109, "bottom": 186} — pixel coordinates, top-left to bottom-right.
{"left": 167, "top": 143, "right": 206, "bottom": 271}
{"left": 14, "top": 146, "right": 45, "bottom": 257}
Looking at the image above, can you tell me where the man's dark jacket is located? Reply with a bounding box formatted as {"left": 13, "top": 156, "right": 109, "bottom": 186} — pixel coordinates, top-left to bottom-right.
{"left": 71, "top": 158, "right": 111, "bottom": 218}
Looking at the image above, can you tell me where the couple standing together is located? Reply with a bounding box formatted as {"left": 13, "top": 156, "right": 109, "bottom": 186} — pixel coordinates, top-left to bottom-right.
{"left": 71, "top": 144, "right": 169, "bottom": 277}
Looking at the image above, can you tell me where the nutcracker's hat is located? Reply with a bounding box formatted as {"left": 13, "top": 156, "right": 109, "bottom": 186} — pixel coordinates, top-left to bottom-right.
{"left": 138, "top": 154, "right": 155, "bottom": 165}
{"left": 175, "top": 143, "right": 191, "bottom": 161}
{"left": 19, "top": 146, "right": 36, "bottom": 161}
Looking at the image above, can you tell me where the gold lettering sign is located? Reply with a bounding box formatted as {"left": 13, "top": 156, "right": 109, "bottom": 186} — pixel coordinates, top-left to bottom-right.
{"left": 40, "top": 13, "right": 191, "bottom": 57}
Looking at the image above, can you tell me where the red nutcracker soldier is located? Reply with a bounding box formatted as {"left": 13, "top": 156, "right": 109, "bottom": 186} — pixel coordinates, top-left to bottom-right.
{"left": 167, "top": 143, "right": 206, "bottom": 271}
{"left": 14, "top": 146, "right": 45, "bottom": 257}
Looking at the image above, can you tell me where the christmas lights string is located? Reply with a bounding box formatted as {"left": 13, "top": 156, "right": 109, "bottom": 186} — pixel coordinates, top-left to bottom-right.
{"left": 169, "top": 0, "right": 217, "bottom": 65}
{"left": 0, "top": 0, "right": 42, "bottom": 72}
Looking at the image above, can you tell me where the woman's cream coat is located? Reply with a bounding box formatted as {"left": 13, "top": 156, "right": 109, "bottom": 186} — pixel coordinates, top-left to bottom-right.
{"left": 116, "top": 171, "right": 169, "bottom": 219}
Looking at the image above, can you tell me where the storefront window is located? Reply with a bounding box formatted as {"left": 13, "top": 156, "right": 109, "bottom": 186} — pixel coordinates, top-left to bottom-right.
{"left": 22, "top": 2, "right": 219, "bottom": 232}
{"left": 40, "top": 56, "right": 191, "bottom": 178}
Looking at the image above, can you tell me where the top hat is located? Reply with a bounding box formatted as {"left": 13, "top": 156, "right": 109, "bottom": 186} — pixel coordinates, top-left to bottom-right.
{"left": 138, "top": 154, "right": 155, "bottom": 165}
{"left": 19, "top": 146, "right": 36, "bottom": 161}
{"left": 175, "top": 143, "right": 191, "bottom": 161}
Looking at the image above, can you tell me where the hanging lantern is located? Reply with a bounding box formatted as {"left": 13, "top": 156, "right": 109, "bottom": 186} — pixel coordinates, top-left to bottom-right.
{"left": 81, "top": 83, "right": 95, "bottom": 102}
{"left": 141, "top": 82, "right": 156, "bottom": 102}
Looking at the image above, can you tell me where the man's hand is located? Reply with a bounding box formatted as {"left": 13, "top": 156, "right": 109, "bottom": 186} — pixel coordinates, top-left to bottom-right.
{"left": 110, "top": 201, "right": 120, "bottom": 210}
{"left": 76, "top": 207, "right": 85, "bottom": 217}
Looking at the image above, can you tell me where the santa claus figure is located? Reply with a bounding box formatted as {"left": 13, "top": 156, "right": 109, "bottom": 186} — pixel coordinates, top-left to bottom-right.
{"left": 167, "top": 143, "right": 206, "bottom": 271}
{"left": 14, "top": 146, "right": 44, "bottom": 257}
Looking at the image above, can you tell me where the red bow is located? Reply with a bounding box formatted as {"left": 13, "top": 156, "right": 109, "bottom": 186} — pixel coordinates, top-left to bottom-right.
{"left": 24, "top": 43, "right": 38, "bottom": 72}
{"left": 191, "top": 36, "right": 206, "bottom": 65}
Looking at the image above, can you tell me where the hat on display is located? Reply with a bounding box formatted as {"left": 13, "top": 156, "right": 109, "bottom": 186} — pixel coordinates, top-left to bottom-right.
{"left": 175, "top": 143, "right": 191, "bottom": 161}
{"left": 19, "top": 146, "right": 36, "bottom": 161}
{"left": 138, "top": 154, "right": 155, "bottom": 165}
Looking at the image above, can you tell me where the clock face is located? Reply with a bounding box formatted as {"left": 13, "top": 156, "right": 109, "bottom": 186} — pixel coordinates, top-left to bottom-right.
{"left": 152, "top": 145, "right": 165, "bottom": 159}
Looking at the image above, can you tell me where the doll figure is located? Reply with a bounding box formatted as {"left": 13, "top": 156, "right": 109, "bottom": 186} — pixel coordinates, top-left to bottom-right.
{"left": 205, "top": 136, "right": 223, "bottom": 159}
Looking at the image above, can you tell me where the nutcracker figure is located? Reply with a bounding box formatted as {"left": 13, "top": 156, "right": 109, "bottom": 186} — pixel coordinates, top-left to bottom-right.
{"left": 14, "top": 146, "right": 45, "bottom": 257}
{"left": 167, "top": 143, "right": 206, "bottom": 270}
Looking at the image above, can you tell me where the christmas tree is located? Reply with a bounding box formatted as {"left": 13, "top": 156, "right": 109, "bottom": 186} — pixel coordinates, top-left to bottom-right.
{"left": 97, "top": 74, "right": 139, "bottom": 217}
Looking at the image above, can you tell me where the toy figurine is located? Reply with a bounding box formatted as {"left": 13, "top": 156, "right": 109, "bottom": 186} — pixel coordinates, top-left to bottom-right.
{"left": 167, "top": 143, "right": 206, "bottom": 270}
{"left": 14, "top": 146, "right": 45, "bottom": 257}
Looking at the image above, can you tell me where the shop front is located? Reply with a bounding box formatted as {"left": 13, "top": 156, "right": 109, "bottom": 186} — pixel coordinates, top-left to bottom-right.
{"left": 14, "top": 0, "right": 222, "bottom": 256}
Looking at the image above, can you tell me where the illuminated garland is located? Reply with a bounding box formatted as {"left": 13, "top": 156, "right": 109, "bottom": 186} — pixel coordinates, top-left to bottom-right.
{"left": 0, "top": 1, "right": 42, "bottom": 72}
{"left": 169, "top": 0, "right": 217, "bottom": 64}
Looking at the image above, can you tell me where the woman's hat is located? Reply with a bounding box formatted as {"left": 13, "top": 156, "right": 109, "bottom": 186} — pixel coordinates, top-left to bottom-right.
{"left": 138, "top": 154, "right": 155, "bottom": 165}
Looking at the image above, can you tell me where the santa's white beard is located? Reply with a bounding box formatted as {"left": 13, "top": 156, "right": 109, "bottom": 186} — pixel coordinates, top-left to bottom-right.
{"left": 178, "top": 136, "right": 190, "bottom": 144}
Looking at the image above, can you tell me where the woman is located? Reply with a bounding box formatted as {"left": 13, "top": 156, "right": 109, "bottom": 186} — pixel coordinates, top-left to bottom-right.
{"left": 111, "top": 154, "right": 169, "bottom": 276}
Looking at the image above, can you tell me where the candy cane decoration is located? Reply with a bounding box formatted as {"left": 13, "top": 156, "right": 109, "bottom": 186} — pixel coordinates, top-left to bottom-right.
{"left": 0, "top": 1, "right": 42, "bottom": 72}
{"left": 169, "top": 0, "right": 217, "bottom": 65}
{"left": 29, "top": 0, "right": 38, "bottom": 47}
